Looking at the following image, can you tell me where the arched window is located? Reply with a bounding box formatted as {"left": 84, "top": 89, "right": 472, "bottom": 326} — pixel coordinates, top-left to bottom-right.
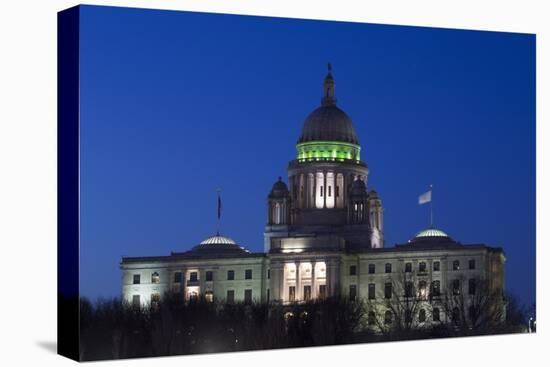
{"left": 419, "top": 309, "right": 426, "bottom": 323}
{"left": 151, "top": 272, "right": 160, "bottom": 284}
{"left": 433, "top": 307, "right": 440, "bottom": 322}
{"left": 273, "top": 203, "right": 281, "bottom": 225}
{"left": 418, "top": 280, "right": 427, "bottom": 300}
{"left": 384, "top": 310, "right": 392, "bottom": 325}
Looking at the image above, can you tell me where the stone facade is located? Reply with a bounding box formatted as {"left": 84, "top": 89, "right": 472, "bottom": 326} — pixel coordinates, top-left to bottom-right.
{"left": 120, "top": 65, "right": 505, "bottom": 328}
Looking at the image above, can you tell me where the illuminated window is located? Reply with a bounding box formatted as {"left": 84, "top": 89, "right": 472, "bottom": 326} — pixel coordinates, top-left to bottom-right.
{"left": 151, "top": 293, "right": 160, "bottom": 307}
{"left": 419, "top": 262, "right": 427, "bottom": 272}
{"left": 469, "top": 279, "right": 476, "bottom": 295}
{"left": 418, "top": 280, "right": 427, "bottom": 300}
{"left": 189, "top": 272, "right": 198, "bottom": 282}
{"left": 151, "top": 272, "right": 160, "bottom": 284}
{"left": 349, "top": 265, "right": 357, "bottom": 276}
{"left": 205, "top": 291, "right": 214, "bottom": 303}
{"left": 385, "top": 263, "right": 392, "bottom": 273}
{"left": 433, "top": 307, "right": 440, "bottom": 322}
{"left": 419, "top": 309, "right": 426, "bottom": 323}
{"left": 368, "top": 311, "right": 376, "bottom": 325}
{"left": 227, "top": 270, "right": 234, "bottom": 280}
{"left": 304, "top": 285, "right": 312, "bottom": 301}
{"left": 132, "top": 295, "right": 140, "bottom": 308}
{"left": 289, "top": 286, "right": 296, "bottom": 302}
{"left": 432, "top": 280, "right": 441, "bottom": 297}
{"left": 453, "top": 260, "right": 460, "bottom": 271}
{"left": 206, "top": 271, "right": 213, "bottom": 282}
{"left": 173, "top": 272, "right": 182, "bottom": 283}
{"left": 133, "top": 274, "right": 140, "bottom": 284}
{"left": 226, "top": 290, "right": 235, "bottom": 304}
{"left": 245, "top": 269, "right": 252, "bottom": 280}
{"left": 433, "top": 261, "right": 440, "bottom": 271}
{"left": 385, "top": 282, "right": 392, "bottom": 299}
{"left": 452, "top": 279, "right": 461, "bottom": 295}
{"left": 349, "top": 285, "right": 357, "bottom": 301}
{"left": 368, "top": 264, "right": 375, "bottom": 274}
{"left": 405, "top": 263, "right": 412, "bottom": 273}
{"left": 384, "top": 311, "right": 392, "bottom": 325}
{"left": 318, "top": 285, "right": 326, "bottom": 299}
{"left": 469, "top": 259, "right": 476, "bottom": 270}
{"left": 368, "top": 283, "right": 375, "bottom": 300}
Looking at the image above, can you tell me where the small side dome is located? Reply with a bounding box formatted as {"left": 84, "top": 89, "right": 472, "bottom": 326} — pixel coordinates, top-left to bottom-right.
{"left": 414, "top": 227, "right": 450, "bottom": 239}
{"left": 269, "top": 177, "right": 290, "bottom": 198}
{"left": 189, "top": 234, "right": 251, "bottom": 256}
{"left": 200, "top": 235, "right": 237, "bottom": 245}
{"left": 350, "top": 179, "right": 367, "bottom": 196}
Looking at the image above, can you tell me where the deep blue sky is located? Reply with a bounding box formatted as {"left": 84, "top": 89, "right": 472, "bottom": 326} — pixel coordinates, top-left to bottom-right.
{"left": 79, "top": 5, "right": 535, "bottom": 306}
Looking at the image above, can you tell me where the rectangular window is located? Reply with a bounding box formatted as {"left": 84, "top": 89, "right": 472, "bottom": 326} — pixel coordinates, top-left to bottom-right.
{"left": 151, "top": 272, "right": 160, "bottom": 284}
{"left": 189, "top": 271, "right": 198, "bottom": 282}
{"left": 226, "top": 290, "right": 235, "bottom": 304}
{"left": 304, "top": 285, "right": 312, "bottom": 301}
{"left": 336, "top": 186, "right": 340, "bottom": 197}
{"left": 433, "top": 261, "right": 440, "bottom": 272}
{"left": 244, "top": 289, "right": 252, "bottom": 304}
{"left": 245, "top": 269, "right": 252, "bottom": 280}
{"left": 133, "top": 274, "right": 141, "bottom": 284}
{"left": 368, "top": 283, "right": 375, "bottom": 300}
{"left": 227, "top": 270, "right": 235, "bottom": 280}
{"left": 267, "top": 269, "right": 270, "bottom": 279}
{"left": 350, "top": 265, "right": 357, "bottom": 276}
{"left": 174, "top": 272, "right": 182, "bottom": 283}
{"left": 469, "top": 259, "right": 476, "bottom": 270}
{"left": 469, "top": 279, "right": 476, "bottom": 295}
{"left": 433, "top": 308, "right": 440, "bottom": 322}
{"left": 419, "top": 262, "right": 427, "bottom": 272}
{"left": 432, "top": 280, "right": 441, "bottom": 297}
{"left": 289, "top": 286, "right": 296, "bottom": 302}
{"left": 266, "top": 289, "right": 270, "bottom": 303}
{"left": 349, "top": 285, "right": 357, "bottom": 301}
{"left": 453, "top": 279, "right": 461, "bottom": 295}
{"left": 405, "top": 282, "right": 414, "bottom": 298}
{"left": 368, "top": 264, "right": 375, "bottom": 274}
{"left": 205, "top": 291, "right": 214, "bottom": 303}
{"left": 206, "top": 271, "right": 213, "bottom": 282}
{"left": 319, "top": 285, "right": 326, "bottom": 299}
{"left": 320, "top": 186, "right": 324, "bottom": 197}
{"left": 385, "top": 263, "right": 392, "bottom": 273}
{"left": 151, "top": 293, "right": 160, "bottom": 305}
{"left": 385, "top": 282, "right": 392, "bottom": 299}
{"left": 453, "top": 260, "right": 460, "bottom": 271}
{"left": 132, "top": 295, "right": 140, "bottom": 308}
{"left": 405, "top": 263, "right": 412, "bottom": 273}
{"left": 328, "top": 186, "right": 332, "bottom": 197}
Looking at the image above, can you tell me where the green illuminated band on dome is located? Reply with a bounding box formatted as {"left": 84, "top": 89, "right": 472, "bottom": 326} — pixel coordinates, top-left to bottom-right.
{"left": 296, "top": 141, "right": 361, "bottom": 162}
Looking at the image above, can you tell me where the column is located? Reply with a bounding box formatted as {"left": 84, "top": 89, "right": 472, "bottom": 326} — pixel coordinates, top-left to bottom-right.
{"left": 311, "top": 261, "right": 317, "bottom": 299}
{"left": 280, "top": 264, "right": 286, "bottom": 303}
{"left": 296, "top": 261, "right": 301, "bottom": 301}
{"left": 323, "top": 171, "right": 327, "bottom": 208}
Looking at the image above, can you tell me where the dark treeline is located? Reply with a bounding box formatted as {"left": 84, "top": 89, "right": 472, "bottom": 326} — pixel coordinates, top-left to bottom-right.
{"left": 73, "top": 292, "right": 528, "bottom": 361}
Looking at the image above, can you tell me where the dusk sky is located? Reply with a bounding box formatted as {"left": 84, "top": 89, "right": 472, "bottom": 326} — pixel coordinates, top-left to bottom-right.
{"left": 79, "top": 5, "right": 535, "bottom": 306}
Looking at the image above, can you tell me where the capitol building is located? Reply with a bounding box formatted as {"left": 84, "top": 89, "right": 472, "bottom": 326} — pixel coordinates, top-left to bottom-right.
{"left": 121, "top": 66, "right": 506, "bottom": 327}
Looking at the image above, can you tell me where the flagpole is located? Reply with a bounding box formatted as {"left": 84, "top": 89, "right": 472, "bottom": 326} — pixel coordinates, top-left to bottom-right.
{"left": 429, "top": 184, "right": 433, "bottom": 227}
{"left": 216, "top": 188, "right": 221, "bottom": 235}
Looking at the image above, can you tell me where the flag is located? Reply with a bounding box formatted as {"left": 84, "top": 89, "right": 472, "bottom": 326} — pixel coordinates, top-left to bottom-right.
{"left": 418, "top": 190, "right": 432, "bottom": 205}
{"left": 217, "top": 192, "right": 222, "bottom": 220}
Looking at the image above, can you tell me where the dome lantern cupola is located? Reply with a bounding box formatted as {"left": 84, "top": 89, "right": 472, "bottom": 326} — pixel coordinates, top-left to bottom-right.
{"left": 296, "top": 64, "right": 361, "bottom": 162}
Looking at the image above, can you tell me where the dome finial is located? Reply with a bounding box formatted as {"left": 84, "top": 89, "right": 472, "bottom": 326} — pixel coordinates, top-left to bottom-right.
{"left": 322, "top": 63, "right": 336, "bottom": 106}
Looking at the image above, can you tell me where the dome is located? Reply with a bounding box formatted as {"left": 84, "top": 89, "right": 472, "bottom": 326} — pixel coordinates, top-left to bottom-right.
{"left": 199, "top": 235, "right": 237, "bottom": 245}
{"left": 298, "top": 105, "right": 359, "bottom": 144}
{"left": 414, "top": 227, "right": 450, "bottom": 239}
{"left": 188, "top": 234, "right": 251, "bottom": 256}
{"left": 269, "top": 177, "right": 290, "bottom": 198}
